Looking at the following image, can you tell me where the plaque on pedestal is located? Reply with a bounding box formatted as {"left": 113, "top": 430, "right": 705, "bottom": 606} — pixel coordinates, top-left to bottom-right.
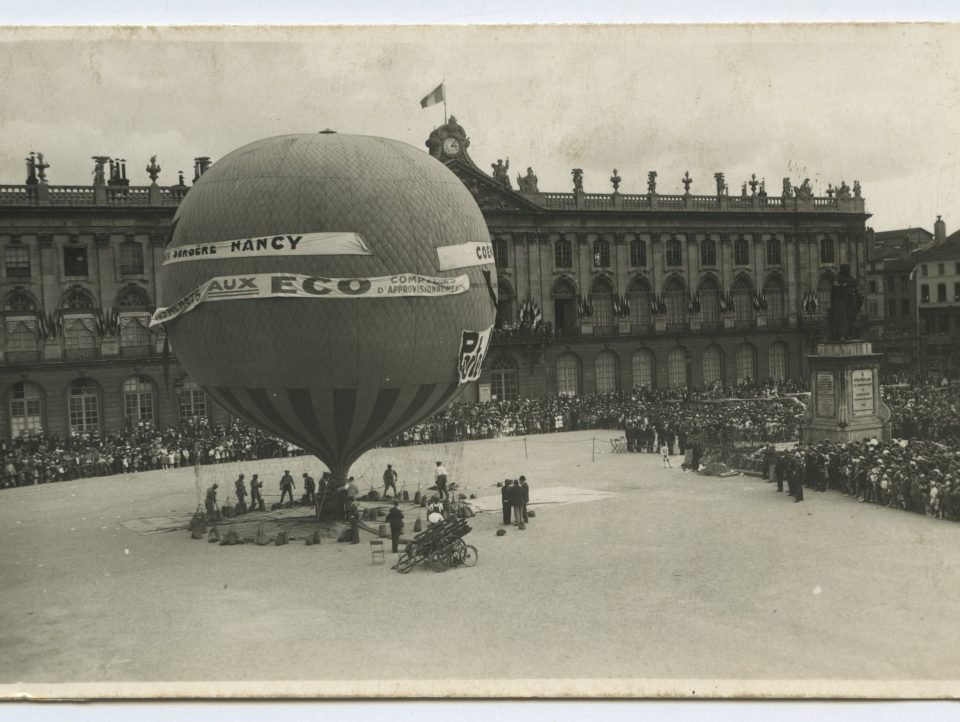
{"left": 801, "top": 341, "right": 891, "bottom": 444}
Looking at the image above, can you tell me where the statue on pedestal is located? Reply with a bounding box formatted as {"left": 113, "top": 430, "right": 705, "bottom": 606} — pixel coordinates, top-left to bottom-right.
{"left": 714, "top": 172, "right": 725, "bottom": 196}
{"left": 25, "top": 152, "right": 38, "bottom": 185}
{"left": 517, "top": 167, "right": 539, "bottom": 192}
{"left": 795, "top": 178, "right": 814, "bottom": 201}
{"left": 572, "top": 168, "right": 584, "bottom": 193}
{"left": 91, "top": 156, "right": 109, "bottom": 186}
{"left": 748, "top": 173, "right": 759, "bottom": 196}
{"left": 491, "top": 158, "right": 511, "bottom": 188}
{"left": 836, "top": 180, "right": 851, "bottom": 199}
{"left": 35, "top": 152, "right": 50, "bottom": 183}
{"left": 853, "top": 180, "right": 862, "bottom": 198}
{"left": 825, "top": 264, "right": 863, "bottom": 341}
{"left": 610, "top": 169, "right": 621, "bottom": 193}
{"left": 682, "top": 171, "right": 692, "bottom": 194}
{"left": 647, "top": 171, "right": 657, "bottom": 194}
{"left": 782, "top": 177, "right": 792, "bottom": 197}
{"left": 146, "top": 155, "right": 162, "bottom": 184}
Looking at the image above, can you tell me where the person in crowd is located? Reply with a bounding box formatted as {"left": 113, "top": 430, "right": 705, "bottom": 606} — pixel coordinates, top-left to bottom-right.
{"left": 660, "top": 441, "right": 672, "bottom": 469}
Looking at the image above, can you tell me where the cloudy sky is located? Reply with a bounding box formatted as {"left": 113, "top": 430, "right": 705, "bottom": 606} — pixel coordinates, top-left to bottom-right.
{"left": 1, "top": 24, "right": 959, "bottom": 231}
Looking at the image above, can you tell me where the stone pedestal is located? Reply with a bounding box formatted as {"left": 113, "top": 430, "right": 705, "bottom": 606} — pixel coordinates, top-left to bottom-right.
{"left": 579, "top": 320, "right": 593, "bottom": 336}
{"left": 801, "top": 340, "right": 891, "bottom": 444}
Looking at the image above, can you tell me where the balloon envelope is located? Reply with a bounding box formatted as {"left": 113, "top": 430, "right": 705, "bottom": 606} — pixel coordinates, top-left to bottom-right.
{"left": 154, "top": 133, "right": 497, "bottom": 476}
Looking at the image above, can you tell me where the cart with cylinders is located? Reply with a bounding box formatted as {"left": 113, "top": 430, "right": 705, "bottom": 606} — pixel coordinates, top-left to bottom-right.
{"left": 394, "top": 517, "right": 478, "bottom": 573}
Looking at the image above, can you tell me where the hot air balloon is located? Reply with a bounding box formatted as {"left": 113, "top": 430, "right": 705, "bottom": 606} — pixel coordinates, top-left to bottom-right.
{"left": 151, "top": 133, "right": 497, "bottom": 495}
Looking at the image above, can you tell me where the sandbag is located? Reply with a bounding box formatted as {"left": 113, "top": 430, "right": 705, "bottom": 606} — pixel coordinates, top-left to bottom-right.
{"left": 255, "top": 523, "right": 269, "bottom": 546}
{"left": 462, "top": 505, "right": 475, "bottom": 518}
{"left": 368, "top": 489, "right": 380, "bottom": 501}
{"left": 190, "top": 528, "right": 204, "bottom": 540}
{"left": 378, "top": 524, "right": 388, "bottom": 538}
{"left": 413, "top": 517, "right": 423, "bottom": 532}
{"left": 305, "top": 536, "right": 314, "bottom": 546}
{"left": 337, "top": 528, "right": 352, "bottom": 543}
{"left": 420, "top": 497, "right": 427, "bottom": 508}
{"left": 527, "top": 510, "right": 536, "bottom": 518}
{"left": 402, "top": 490, "right": 409, "bottom": 502}
{"left": 312, "top": 530, "right": 322, "bottom": 545}
{"left": 208, "top": 526, "right": 221, "bottom": 543}
{"left": 376, "top": 509, "right": 385, "bottom": 518}
{"left": 221, "top": 505, "right": 234, "bottom": 519}
{"left": 413, "top": 490, "right": 422, "bottom": 505}
{"left": 188, "top": 511, "right": 207, "bottom": 532}
{"left": 496, "top": 528, "right": 506, "bottom": 536}
{"left": 518, "top": 522, "right": 526, "bottom": 530}
{"left": 271, "top": 502, "right": 281, "bottom": 511}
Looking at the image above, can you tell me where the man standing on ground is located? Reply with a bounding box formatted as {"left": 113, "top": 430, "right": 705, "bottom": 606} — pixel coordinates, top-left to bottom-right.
{"left": 303, "top": 472, "right": 316, "bottom": 505}
{"left": 501, "top": 479, "right": 513, "bottom": 525}
{"left": 383, "top": 464, "right": 398, "bottom": 499}
{"left": 386, "top": 500, "right": 404, "bottom": 553}
{"left": 234, "top": 474, "right": 247, "bottom": 513}
{"left": 250, "top": 474, "right": 264, "bottom": 511}
{"left": 348, "top": 497, "right": 360, "bottom": 544}
{"left": 518, "top": 475, "right": 530, "bottom": 523}
{"left": 434, "top": 461, "right": 448, "bottom": 499}
{"left": 279, "top": 470, "right": 295, "bottom": 506}
{"left": 205, "top": 483, "right": 218, "bottom": 521}
{"left": 511, "top": 477, "right": 524, "bottom": 525}
{"left": 345, "top": 476, "right": 359, "bottom": 518}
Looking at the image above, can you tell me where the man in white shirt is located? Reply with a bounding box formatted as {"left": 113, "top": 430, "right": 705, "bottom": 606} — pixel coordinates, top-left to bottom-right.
{"left": 434, "top": 461, "right": 448, "bottom": 499}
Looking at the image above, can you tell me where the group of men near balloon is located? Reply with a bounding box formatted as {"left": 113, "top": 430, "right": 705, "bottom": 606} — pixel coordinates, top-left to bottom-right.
{"left": 500, "top": 477, "right": 530, "bottom": 527}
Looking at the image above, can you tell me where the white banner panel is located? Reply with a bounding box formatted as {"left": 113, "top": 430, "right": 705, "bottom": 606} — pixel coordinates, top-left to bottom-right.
{"left": 162, "top": 231, "right": 372, "bottom": 265}
{"left": 436, "top": 241, "right": 496, "bottom": 270}
{"left": 150, "top": 272, "right": 470, "bottom": 327}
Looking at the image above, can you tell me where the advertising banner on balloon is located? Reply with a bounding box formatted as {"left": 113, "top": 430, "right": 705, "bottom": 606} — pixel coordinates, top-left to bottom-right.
{"left": 162, "top": 231, "right": 372, "bottom": 265}
{"left": 150, "top": 272, "right": 470, "bottom": 327}
{"left": 436, "top": 241, "right": 496, "bottom": 270}
{"left": 457, "top": 325, "right": 494, "bottom": 384}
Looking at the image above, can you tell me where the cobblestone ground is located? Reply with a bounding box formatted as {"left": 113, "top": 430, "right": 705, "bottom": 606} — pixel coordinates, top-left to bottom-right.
{"left": 1, "top": 430, "right": 959, "bottom": 696}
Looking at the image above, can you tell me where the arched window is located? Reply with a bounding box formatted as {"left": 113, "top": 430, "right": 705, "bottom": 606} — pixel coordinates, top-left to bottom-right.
{"left": 556, "top": 352, "right": 581, "bottom": 397}
{"left": 627, "top": 276, "right": 651, "bottom": 328}
{"left": 496, "top": 276, "right": 515, "bottom": 328}
{"left": 5, "top": 319, "right": 38, "bottom": 363}
{"left": 116, "top": 284, "right": 151, "bottom": 308}
{"left": 699, "top": 276, "right": 721, "bottom": 326}
{"left": 68, "top": 379, "right": 100, "bottom": 434}
{"left": 63, "top": 317, "right": 97, "bottom": 361}
{"left": 667, "top": 348, "right": 688, "bottom": 389}
{"left": 820, "top": 236, "right": 836, "bottom": 265}
{"left": 818, "top": 273, "right": 834, "bottom": 317}
{"left": 630, "top": 238, "right": 647, "bottom": 267}
{"left": 732, "top": 275, "right": 754, "bottom": 324}
{"left": 590, "top": 278, "right": 614, "bottom": 332}
{"left": 768, "top": 342, "right": 789, "bottom": 381}
{"left": 702, "top": 345, "right": 724, "bottom": 387}
{"left": 493, "top": 237, "right": 509, "bottom": 268}
{"left": 734, "top": 236, "right": 750, "bottom": 266}
{"left": 552, "top": 277, "right": 578, "bottom": 335}
{"left": 764, "top": 275, "right": 786, "bottom": 322}
{"left": 766, "top": 237, "right": 782, "bottom": 266}
{"left": 123, "top": 375, "right": 156, "bottom": 427}
{"left": 61, "top": 288, "right": 93, "bottom": 310}
{"left": 4, "top": 290, "right": 34, "bottom": 311}
{"left": 594, "top": 350, "right": 618, "bottom": 393}
{"left": 700, "top": 236, "right": 717, "bottom": 267}
{"left": 664, "top": 276, "right": 687, "bottom": 328}
{"left": 554, "top": 236, "right": 572, "bottom": 268}
{"left": 490, "top": 356, "right": 519, "bottom": 402}
{"left": 119, "top": 316, "right": 152, "bottom": 357}
{"left": 9, "top": 381, "right": 43, "bottom": 437}
{"left": 593, "top": 237, "right": 610, "bottom": 268}
{"left": 735, "top": 344, "right": 756, "bottom": 383}
{"left": 665, "top": 237, "right": 683, "bottom": 267}
{"left": 178, "top": 379, "right": 208, "bottom": 425}
{"left": 118, "top": 241, "right": 144, "bottom": 275}
{"left": 632, "top": 349, "right": 655, "bottom": 389}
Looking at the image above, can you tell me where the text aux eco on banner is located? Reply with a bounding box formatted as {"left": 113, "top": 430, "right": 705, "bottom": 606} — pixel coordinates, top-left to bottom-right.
{"left": 149, "top": 272, "right": 471, "bottom": 327}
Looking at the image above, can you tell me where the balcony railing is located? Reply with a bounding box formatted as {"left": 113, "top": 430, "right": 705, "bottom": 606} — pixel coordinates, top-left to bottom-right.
{"left": 5, "top": 350, "right": 40, "bottom": 364}
{"left": 63, "top": 348, "right": 99, "bottom": 361}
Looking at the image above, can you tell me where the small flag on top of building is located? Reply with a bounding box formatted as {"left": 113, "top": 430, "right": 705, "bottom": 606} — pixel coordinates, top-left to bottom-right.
{"left": 420, "top": 83, "right": 445, "bottom": 109}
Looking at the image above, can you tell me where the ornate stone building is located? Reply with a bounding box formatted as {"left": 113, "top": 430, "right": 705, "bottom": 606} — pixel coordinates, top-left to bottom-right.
{"left": 0, "top": 123, "right": 870, "bottom": 438}
{"left": 427, "top": 118, "right": 870, "bottom": 402}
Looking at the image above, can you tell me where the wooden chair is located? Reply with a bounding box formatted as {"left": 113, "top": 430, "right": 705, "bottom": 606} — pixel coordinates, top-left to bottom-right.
{"left": 610, "top": 437, "right": 627, "bottom": 453}
{"left": 370, "top": 540, "right": 386, "bottom": 564}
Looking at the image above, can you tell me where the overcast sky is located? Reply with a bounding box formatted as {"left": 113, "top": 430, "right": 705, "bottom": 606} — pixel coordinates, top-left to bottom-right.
{"left": 1, "top": 24, "right": 958, "bottom": 232}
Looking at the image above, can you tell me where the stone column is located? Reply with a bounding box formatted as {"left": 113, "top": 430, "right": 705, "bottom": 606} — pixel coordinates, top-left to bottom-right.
{"left": 785, "top": 232, "right": 798, "bottom": 328}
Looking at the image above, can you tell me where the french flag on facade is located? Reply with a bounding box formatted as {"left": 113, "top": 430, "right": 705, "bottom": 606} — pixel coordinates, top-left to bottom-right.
{"left": 420, "top": 83, "right": 445, "bottom": 108}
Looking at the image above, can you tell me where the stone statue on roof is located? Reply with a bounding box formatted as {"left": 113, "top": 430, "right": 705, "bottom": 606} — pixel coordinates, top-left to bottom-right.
{"left": 517, "top": 167, "right": 539, "bottom": 192}
{"left": 491, "top": 158, "right": 511, "bottom": 188}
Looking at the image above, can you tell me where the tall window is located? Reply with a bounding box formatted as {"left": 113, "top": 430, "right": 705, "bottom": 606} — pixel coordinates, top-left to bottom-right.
{"left": 734, "top": 236, "right": 750, "bottom": 266}
{"left": 667, "top": 348, "right": 687, "bottom": 389}
{"left": 768, "top": 342, "right": 788, "bottom": 381}
{"left": 631, "top": 350, "right": 654, "bottom": 389}
{"left": 63, "top": 246, "right": 89, "bottom": 277}
{"left": 594, "top": 351, "right": 618, "bottom": 393}
{"left": 937, "top": 283, "right": 947, "bottom": 302}
{"left": 118, "top": 241, "right": 144, "bottom": 275}
{"left": 764, "top": 276, "right": 785, "bottom": 322}
{"left": 493, "top": 238, "right": 509, "bottom": 268}
{"left": 699, "top": 277, "right": 720, "bottom": 326}
{"left": 123, "top": 376, "right": 156, "bottom": 427}
{"left": 63, "top": 318, "right": 97, "bottom": 360}
{"left": 554, "top": 237, "right": 572, "bottom": 268}
{"left": 5, "top": 321, "right": 38, "bottom": 363}
{"left": 885, "top": 276, "right": 895, "bottom": 293}
{"left": 700, "top": 237, "right": 717, "bottom": 267}
{"left": 868, "top": 280, "right": 877, "bottom": 293}
{"left": 921, "top": 284, "right": 930, "bottom": 303}
{"left": 556, "top": 353, "right": 580, "bottom": 397}
{"left": 68, "top": 379, "right": 100, "bottom": 434}
{"left": 593, "top": 238, "right": 610, "bottom": 268}
{"left": 736, "top": 344, "right": 756, "bottom": 383}
{"left": 496, "top": 277, "right": 514, "bottom": 328}
{"left": 630, "top": 238, "right": 647, "bottom": 267}
{"left": 9, "top": 381, "right": 43, "bottom": 436}
{"left": 627, "top": 277, "right": 651, "bottom": 328}
{"left": 179, "top": 380, "right": 208, "bottom": 425}
{"left": 732, "top": 276, "right": 754, "bottom": 324}
{"left": 5, "top": 244, "right": 30, "bottom": 278}
{"left": 820, "top": 236, "right": 836, "bottom": 264}
{"left": 490, "top": 357, "right": 519, "bottom": 402}
{"left": 702, "top": 345, "right": 723, "bottom": 386}
{"left": 665, "top": 237, "right": 683, "bottom": 267}
{"left": 119, "top": 316, "right": 152, "bottom": 356}
{"left": 887, "top": 300, "right": 896, "bottom": 318}
{"left": 664, "top": 277, "right": 688, "bottom": 327}
{"left": 590, "top": 280, "right": 614, "bottom": 332}
{"left": 766, "top": 237, "right": 782, "bottom": 266}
